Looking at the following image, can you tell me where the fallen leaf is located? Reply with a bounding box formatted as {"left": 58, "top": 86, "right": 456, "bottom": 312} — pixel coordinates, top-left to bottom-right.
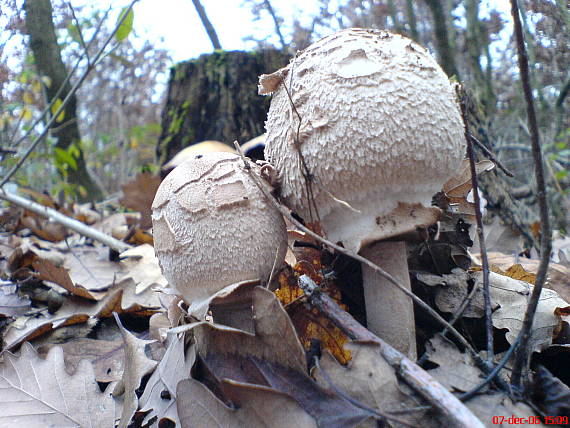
{"left": 0, "top": 342, "right": 121, "bottom": 427}
{"left": 424, "top": 335, "right": 482, "bottom": 393}
{"left": 119, "top": 172, "right": 161, "bottom": 229}
{"left": 533, "top": 365, "right": 570, "bottom": 417}
{"left": 113, "top": 313, "right": 157, "bottom": 428}
{"left": 140, "top": 334, "right": 196, "bottom": 426}
{"left": 118, "top": 244, "right": 167, "bottom": 294}
{"left": 177, "top": 378, "right": 318, "bottom": 428}
{"left": 33, "top": 257, "right": 102, "bottom": 300}
{"left": 186, "top": 287, "right": 370, "bottom": 427}
{"left": 36, "top": 336, "right": 126, "bottom": 383}
{"left": 313, "top": 342, "right": 406, "bottom": 416}
{"left": 3, "top": 289, "right": 123, "bottom": 351}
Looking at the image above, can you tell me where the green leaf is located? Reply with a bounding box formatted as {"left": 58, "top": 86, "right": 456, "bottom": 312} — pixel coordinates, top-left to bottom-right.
{"left": 54, "top": 147, "right": 77, "bottom": 171}
{"left": 67, "top": 23, "right": 82, "bottom": 43}
{"left": 115, "top": 8, "right": 134, "bottom": 42}
{"left": 555, "top": 170, "right": 568, "bottom": 180}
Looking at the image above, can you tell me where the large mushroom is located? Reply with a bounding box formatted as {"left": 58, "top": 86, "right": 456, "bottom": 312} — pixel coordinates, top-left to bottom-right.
{"left": 261, "top": 28, "right": 464, "bottom": 358}
{"left": 151, "top": 152, "right": 288, "bottom": 318}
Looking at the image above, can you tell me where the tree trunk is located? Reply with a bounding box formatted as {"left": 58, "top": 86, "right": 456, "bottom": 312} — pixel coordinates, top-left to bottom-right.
{"left": 405, "top": 0, "right": 419, "bottom": 42}
{"left": 156, "top": 49, "right": 290, "bottom": 165}
{"left": 423, "top": 0, "right": 460, "bottom": 78}
{"left": 25, "top": 0, "right": 103, "bottom": 201}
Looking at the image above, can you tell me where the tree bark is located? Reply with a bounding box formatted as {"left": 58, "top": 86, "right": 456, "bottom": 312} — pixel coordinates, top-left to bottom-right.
{"left": 25, "top": 0, "right": 103, "bottom": 201}
{"left": 156, "top": 49, "right": 290, "bottom": 165}
{"left": 423, "top": 0, "right": 460, "bottom": 78}
{"left": 405, "top": 0, "right": 419, "bottom": 42}
{"left": 191, "top": 0, "right": 222, "bottom": 50}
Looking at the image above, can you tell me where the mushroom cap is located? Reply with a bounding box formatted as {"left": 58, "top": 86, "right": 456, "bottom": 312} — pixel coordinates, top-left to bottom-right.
{"left": 262, "top": 28, "right": 464, "bottom": 252}
{"left": 151, "top": 152, "right": 287, "bottom": 306}
{"left": 162, "top": 140, "right": 235, "bottom": 174}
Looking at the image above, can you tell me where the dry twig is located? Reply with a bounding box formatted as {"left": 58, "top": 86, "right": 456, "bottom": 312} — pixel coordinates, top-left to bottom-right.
{"left": 299, "top": 275, "right": 484, "bottom": 428}
{"left": 509, "top": 0, "right": 552, "bottom": 390}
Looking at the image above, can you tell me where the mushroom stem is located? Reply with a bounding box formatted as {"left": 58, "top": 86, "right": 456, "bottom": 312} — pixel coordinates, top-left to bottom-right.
{"left": 360, "top": 241, "right": 417, "bottom": 360}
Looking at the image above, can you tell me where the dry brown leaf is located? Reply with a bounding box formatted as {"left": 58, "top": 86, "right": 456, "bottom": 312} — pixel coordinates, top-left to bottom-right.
{"left": 0, "top": 342, "right": 121, "bottom": 427}
{"left": 184, "top": 287, "right": 370, "bottom": 427}
{"left": 424, "top": 335, "right": 483, "bottom": 393}
{"left": 465, "top": 393, "right": 545, "bottom": 427}
{"left": 113, "top": 313, "right": 157, "bottom": 428}
{"left": 118, "top": 244, "right": 167, "bottom": 294}
{"left": 119, "top": 172, "right": 161, "bottom": 229}
{"left": 483, "top": 252, "right": 570, "bottom": 303}
{"left": 419, "top": 270, "right": 569, "bottom": 353}
{"left": 3, "top": 289, "right": 123, "bottom": 351}
{"left": 140, "top": 334, "right": 196, "bottom": 426}
{"left": 177, "top": 378, "right": 318, "bottom": 428}
{"left": 36, "top": 336, "right": 126, "bottom": 383}
{"left": 126, "top": 228, "right": 153, "bottom": 246}
{"left": 33, "top": 257, "right": 103, "bottom": 300}
{"left": 314, "top": 342, "right": 406, "bottom": 416}
{"left": 440, "top": 159, "right": 495, "bottom": 221}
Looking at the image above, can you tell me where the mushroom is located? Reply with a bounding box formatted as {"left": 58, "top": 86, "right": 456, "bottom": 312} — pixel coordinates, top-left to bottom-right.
{"left": 261, "top": 28, "right": 464, "bottom": 358}
{"left": 151, "top": 152, "right": 288, "bottom": 318}
{"left": 161, "top": 140, "right": 235, "bottom": 178}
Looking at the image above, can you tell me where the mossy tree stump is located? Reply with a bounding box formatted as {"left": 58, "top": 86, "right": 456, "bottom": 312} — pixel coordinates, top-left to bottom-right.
{"left": 156, "top": 49, "right": 290, "bottom": 164}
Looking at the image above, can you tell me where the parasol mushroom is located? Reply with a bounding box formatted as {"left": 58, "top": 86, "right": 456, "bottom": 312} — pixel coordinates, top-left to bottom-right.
{"left": 151, "top": 152, "right": 288, "bottom": 318}
{"left": 261, "top": 28, "right": 465, "bottom": 358}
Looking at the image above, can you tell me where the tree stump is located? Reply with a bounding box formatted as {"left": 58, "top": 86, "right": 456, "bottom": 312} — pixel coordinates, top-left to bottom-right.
{"left": 156, "top": 49, "right": 290, "bottom": 165}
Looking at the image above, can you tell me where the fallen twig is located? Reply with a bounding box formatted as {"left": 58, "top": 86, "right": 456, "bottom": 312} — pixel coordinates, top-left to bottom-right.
{"left": 0, "top": 189, "right": 131, "bottom": 253}
{"left": 299, "top": 274, "right": 484, "bottom": 428}
{"left": 509, "top": 0, "right": 552, "bottom": 390}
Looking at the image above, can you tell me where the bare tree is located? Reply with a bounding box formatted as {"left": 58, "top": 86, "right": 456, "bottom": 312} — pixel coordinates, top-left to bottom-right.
{"left": 191, "top": 0, "right": 222, "bottom": 50}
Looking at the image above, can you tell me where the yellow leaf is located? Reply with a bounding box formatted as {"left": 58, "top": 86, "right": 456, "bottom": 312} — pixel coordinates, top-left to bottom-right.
{"left": 22, "top": 92, "right": 34, "bottom": 105}
{"left": 504, "top": 264, "right": 536, "bottom": 285}
{"left": 21, "top": 106, "right": 32, "bottom": 121}
{"left": 31, "top": 80, "right": 42, "bottom": 93}
{"left": 50, "top": 98, "right": 65, "bottom": 123}
{"left": 130, "top": 137, "right": 139, "bottom": 149}
{"left": 41, "top": 75, "right": 52, "bottom": 88}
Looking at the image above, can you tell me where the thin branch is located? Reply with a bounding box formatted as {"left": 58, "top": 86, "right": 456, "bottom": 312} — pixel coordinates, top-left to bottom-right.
{"left": 191, "top": 0, "right": 222, "bottom": 50}
{"left": 0, "top": 189, "right": 131, "bottom": 253}
{"left": 468, "top": 133, "right": 514, "bottom": 177}
{"left": 68, "top": 3, "right": 90, "bottom": 66}
{"left": 299, "top": 275, "right": 484, "bottom": 428}
{"left": 460, "top": 89, "right": 494, "bottom": 366}
{"left": 461, "top": 334, "right": 521, "bottom": 402}
{"left": 0, "top": 0, "right": 138, "bottom": 188}
{"left": 263, "top": 0, "right": 287, "bottom": 50}
{"left": 509, "top": 0, "right": 552, "bottom": 390}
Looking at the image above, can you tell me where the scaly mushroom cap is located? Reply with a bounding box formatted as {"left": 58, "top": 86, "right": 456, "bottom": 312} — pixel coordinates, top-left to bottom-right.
{"left": 151, "top": 152, "right": 287, "bottom": 306}
{"left": 261, "top": 28, "right": 464, "bottom": 252}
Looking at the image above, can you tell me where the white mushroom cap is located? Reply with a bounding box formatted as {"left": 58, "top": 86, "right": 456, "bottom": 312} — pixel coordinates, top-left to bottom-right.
{"left": 151, "top": 152, "right": 287, "bottom": 309}
{"left": 261, "top": 28, "right": 464, "bottom": 252}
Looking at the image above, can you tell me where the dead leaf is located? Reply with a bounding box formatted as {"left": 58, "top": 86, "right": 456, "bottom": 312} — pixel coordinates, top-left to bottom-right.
{"left": 140, "top": 334, "right": 196, "bottom": 426}
{"left": 36, "top": 336, "right": 126, "bottom": 383}
{"left": 119, "top": 172, "right": 161, "bottom": 229}
{"left": 63, "top": 245, "right": 123, "bottom": 292}
{"left": 3, "top": 289, "right": 123, "bottom": 351}
{"left": 533, "top": 365, "right": 570, "bottom": 417}
{"left": 186, "top": 287, "right": 371, "bottom": 427}
{"left": 314, "top": 342, "right": 406, "bottom": 416}
{"left": 0, "top": 342, "right": 121, "bottom": 427}
{"left": 177, "top": 378, "right": 318, "bottom": 428}
{"left": 424, "top": 335, "right": 483, "bottom": 393}
{"left": 113, "top": 313, "right": 157, "bottom": 428}
{"left": 466, "top": 393, "right": 546, "bottom": 427}
{"left": 440, "top": 159, "right": 495, "bottom": 221}
{"left": 118, "top": 244, "right": 167, "bottom": 294}
{"left": 419, "top": 270, "right": 569, "bottom": 353}
{"left": 33, "top": 257, "right": 102, "bottom": 300}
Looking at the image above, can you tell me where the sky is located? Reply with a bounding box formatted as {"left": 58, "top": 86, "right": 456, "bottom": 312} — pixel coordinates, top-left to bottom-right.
{"left": 93, "top": 0, "right": 322, "bottom": 62}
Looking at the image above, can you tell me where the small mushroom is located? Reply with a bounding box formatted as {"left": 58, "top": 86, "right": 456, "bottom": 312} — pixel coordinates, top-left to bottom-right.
{"left": 151, "top": 152, "right": 288, "bottom": 318}
{"left": 161, "top": 140, "right": 235, "bottom": 178}
{"left": 261, "top": 29, "right": 464, "bottom": 358}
